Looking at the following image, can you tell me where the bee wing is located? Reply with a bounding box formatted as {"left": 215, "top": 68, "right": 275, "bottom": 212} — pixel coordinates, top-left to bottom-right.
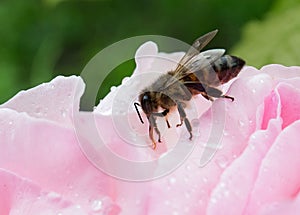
{"left": 174, "top": 29, "right": 218, "bottom": 74}
{"left": 173, "top": 49, "right": 225, "bottom": 82}
{"left": 181, "top": 49, "right": 225, "bottom": 75}
{"left": 162, "top": 49, "right": 225, "bottom": 93}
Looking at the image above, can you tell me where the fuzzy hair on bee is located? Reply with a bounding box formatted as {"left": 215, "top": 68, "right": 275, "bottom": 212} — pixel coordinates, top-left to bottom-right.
{"left": 134, "top": 30, "right": 245, "bottom": 149}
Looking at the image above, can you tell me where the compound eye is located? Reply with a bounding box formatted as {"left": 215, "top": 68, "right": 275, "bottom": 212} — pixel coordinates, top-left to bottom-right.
{"left": 141, "top": 93, "right": 152, "bottom": 114}
{"left": 143, "top": 94, "right": 149, "bottom": 101}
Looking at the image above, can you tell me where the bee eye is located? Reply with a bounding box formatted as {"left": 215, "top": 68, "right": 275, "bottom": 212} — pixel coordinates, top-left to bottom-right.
{"left": 141, "top": 93, "right": 152, "bottom": 114}
{"left": 143, "top": 94, "right": 149, "bottom": 100}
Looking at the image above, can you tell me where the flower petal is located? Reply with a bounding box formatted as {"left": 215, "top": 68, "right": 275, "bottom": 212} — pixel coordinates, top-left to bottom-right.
{"left": 206, "top": 118, "right": 282, "bottom": 215}
{"left": 1, "top": 76, "right": 84, "bottom": 127}
{"left": 0, "top": 108, "right": 119, "bottom": 213}
{"left": 0, "top": 168, "right": 88, "bottom": 215}
{"left": 245, "top": 120, "right": 300, "bottom": 214}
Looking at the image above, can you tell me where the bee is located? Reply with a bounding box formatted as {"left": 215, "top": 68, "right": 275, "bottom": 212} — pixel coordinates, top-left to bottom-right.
{"left": 134, "top": 30, "right": 245, "bottom": 149}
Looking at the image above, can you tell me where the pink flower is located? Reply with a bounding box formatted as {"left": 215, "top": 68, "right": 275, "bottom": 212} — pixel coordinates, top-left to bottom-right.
{"left": 1, "top": 41, "right": 300, "bottom": 215}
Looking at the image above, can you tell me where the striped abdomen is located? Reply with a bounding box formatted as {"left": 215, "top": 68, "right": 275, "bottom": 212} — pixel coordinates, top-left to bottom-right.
{"left": 212, "top": 55, "right": 245, "bottom": 84}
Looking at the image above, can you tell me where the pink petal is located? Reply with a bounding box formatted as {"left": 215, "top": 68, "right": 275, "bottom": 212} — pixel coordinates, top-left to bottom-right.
{"left": 277, "top": 83, "right": 300, "bottom": 128}
{"left": 261, "top": 89, "right": 281, "bottom": 130}
{"left": 206, "top": 118, "right": 282, "bottom": 215}
{"left": 0, "top": 168, "right": 87, "bottom": 215}
{"left": 1, "top": 76, "right": 84, "bottom": 127}
{"left": 245, "top": 120, "right": 300, "bottom": 214}
{"left": 0, "top": 108, "right": 119, "bottom": 213}
{"left": 261, "top": 64, "right": 300, "bottom": 80}
{"left": 258, "top": 191, "right": 300, "bottom": 215}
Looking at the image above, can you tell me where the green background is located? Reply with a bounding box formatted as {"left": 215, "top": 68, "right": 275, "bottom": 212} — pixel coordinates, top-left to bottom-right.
{"left": 0, "top": 0, "right": 299, "bottom": 104}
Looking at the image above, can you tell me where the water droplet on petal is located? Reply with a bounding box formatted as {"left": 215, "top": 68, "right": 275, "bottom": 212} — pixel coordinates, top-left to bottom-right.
{"left": 122, "top": 77, "right": 131, "bottom": 85}
{"left": 210, "top": 197, "right": 217, "bottom": 204}
{"left": 238, "top": 119, "right": 245, "bottom": 127}
{"left": 35, "top": 107, "right": 42, "bottom": 115}
{"left": 168, "top": 177, "right": 176, "bottom": 185}
{"left": 202, "top": 176, "right": 208, "bottom": 183}
{"left": 60, "top": 109, "right": 67, "bottom": 118}
{"left": 250, "top": 144, "right": 256, "bottom": 151}
{"left": 110, "top": 86, "right": 117, "bottom": 92}
{"left": 223, "top": 130, "right": 229, "bottom": 136}
{"left": 47, "top": 192, "right": 61, "bottom": 200}
{"left": 91, "top": 199, "right": 103, "bottom": 212}
{"left": 215, "top": 155, "right": 229, "bottom": 169}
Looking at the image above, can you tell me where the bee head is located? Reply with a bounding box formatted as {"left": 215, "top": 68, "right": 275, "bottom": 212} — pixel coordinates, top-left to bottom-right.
{"left": 139, "top": 91, "right": 155, "bottom": 116}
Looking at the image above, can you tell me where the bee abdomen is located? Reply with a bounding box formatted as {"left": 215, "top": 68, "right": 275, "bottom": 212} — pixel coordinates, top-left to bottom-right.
{"left": 212, "top": 55, "right": 245, "bottom": 84}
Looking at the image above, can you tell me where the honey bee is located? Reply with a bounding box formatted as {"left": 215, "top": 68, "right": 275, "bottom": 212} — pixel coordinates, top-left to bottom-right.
{"left": 134, "top": 30, "right": 245, "bottom": 149}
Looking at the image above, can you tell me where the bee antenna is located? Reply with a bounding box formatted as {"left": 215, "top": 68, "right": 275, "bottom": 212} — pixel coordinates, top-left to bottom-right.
{"left": 134, "top": 102, "right": 144, "bottom": 124}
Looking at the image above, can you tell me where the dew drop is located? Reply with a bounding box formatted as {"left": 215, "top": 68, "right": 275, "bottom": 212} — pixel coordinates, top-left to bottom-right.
{"left": 110, "top": 86, "right": 117, "bottom": 92}
{"left": 35, "top": 107, "right": 42, "bottom": 115}
{"left": 60, "top": 109, "right": 67, "bottom": 118}
{"left": 262, "top": 167, "right": 268, "bottom": 173}
{"left": 50, "top": 83, "right": 55, "bottom": 89}
{"left": 251, "top": 134, "right": 257, "bottom": 140}
{"left": 185, "top": 164, "right": 191, "bottom": 171}
{"left": 210, "top": 197, "right": 217, "bottom": 204}
{"left": 47, "top": 192, "right": 61, "bottom": 200}
{"left": 250, "top": 144, "right": 256, "bottom": 151}
{"left": 215, "top": 155, "right": 229, "bottom": 169}
{"left": 91, "top": 199, "right": 103, "bottom": 212}
{"left": 168, "top": 177, "right": 176, "bottom": 185}
{"left": 202, "top": 176, "right": 208, "bottom": 183}
{"left": 223, "top": 130, "right": 229, "bottom": 136}
{"left": 238, "top": 119, "right": 245, "bottom": 127}
{"left": 122, "top": 77, "right": 131, "bottom": 85}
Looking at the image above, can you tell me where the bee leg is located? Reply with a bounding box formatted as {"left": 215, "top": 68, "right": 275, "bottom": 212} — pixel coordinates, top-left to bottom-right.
{"left": 152, "top": 109, "right": 171, "bottom": 128}
{"left": 206, "top": 86, "right": 234, "bottom": 102}
{"left": 200, "top": 92, "right": 214, "bottom": 101}
{"left": 166, "top": 119, "right": 171, "bottom": 128}
{"left": 222, "top": 95, "right": 234, "bottom": 102}
{"left": 148, "top": 114, "right": 161, "bottom": 149}
{"left": 176, "top": 102, "right": 193, "bottom": 140}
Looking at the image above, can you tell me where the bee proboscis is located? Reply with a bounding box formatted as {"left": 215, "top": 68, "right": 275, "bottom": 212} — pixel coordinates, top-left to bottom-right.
{"left": 134, "top": 30, "right": 245, "bottom": 149}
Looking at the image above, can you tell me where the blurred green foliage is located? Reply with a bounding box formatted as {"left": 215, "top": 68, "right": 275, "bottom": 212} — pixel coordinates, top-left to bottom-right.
{"left": 233, "top": 0, "right": 300, "bottom": 68}
{"left": 0, "top": 0, "right": 278, "bottom": 103}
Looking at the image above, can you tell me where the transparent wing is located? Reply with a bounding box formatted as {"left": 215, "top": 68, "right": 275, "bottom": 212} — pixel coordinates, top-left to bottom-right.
{"left": 174, "top": 29, "right": 218, "bottom": 74}
{"left": 179, "top": 49, "right": 225, "bottom": 77}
